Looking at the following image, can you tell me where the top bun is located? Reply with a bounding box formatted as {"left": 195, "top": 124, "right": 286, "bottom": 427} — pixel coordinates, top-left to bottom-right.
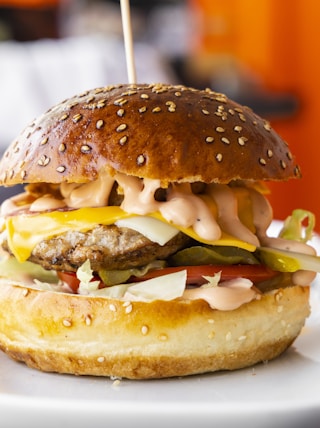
{"left": 0, "top": 83, "right": 301, "bottom": 186}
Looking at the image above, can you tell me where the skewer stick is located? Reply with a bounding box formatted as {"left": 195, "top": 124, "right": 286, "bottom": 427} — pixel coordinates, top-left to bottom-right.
{"left": 120, "top": 0, "right": 137, "bottom": 84}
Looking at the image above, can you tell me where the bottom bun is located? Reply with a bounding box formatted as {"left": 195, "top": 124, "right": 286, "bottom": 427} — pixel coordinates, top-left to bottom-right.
{"left": 0, "top": 280, "right": 310, "bottom": 379}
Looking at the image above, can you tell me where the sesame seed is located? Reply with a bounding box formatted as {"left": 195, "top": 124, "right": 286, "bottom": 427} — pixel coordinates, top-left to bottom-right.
{"left": 287, "top": 151, "right": 293, "bottom": 160}
{"left": 38, "top": 155, "right": 50, "bottom": 167}
{"left": 79, "top": 90, "right": 89, "bottom": 97}
{"left": 140, "top": 93, "right": 149, "bottom": 99}
{"left": 264, "top": 121, "right": 272, "bottom": 131}
{"left": 20, "top": 170, "right": 27, "bottom": 179}
{"left": 125, "top": 304, "right": 133, "bottom": 314}
{"left": 85, "top": 315, "right": 92, "bottom": 326}
{"left": 122, "top": 90, "right": 137, "bottom": 96}
{"left": 72, "top": 113, "right": 82, "bottom": 123}
{"left": 112, "top": 379, "right": 121, "bottom": 387}
{"left": 81, "top": 145, "right": 91, "bottom": 154}
{"left": 166, "top": 101, "right": 176, "bottom": 112}
{"left": 216, "top": 127, "right": 225, "bottom": 133}
{"left": 116, "top": 124, "right": 127, "bottom": 132}
{"left": 234, "top": 125, "right": 242, "bottom": 133}
{"left": 174, "top": 91, "right": 182, "bottom": 97}
{"left": 109, "top": 304, "right": 117, "bottom": 312}
{"left": 267, "top": 149, "right": 273, "bottom": 158}
{"left": 40, "top": 137, "right": 49, "bottom": 145}
{"left": 280, "top": 160, "right": 287, "bottom": 169}
{"left": 228, "top": 109, "right": 235, "bottom": 115}
{"left": 153, "top": 87, "right": 168, "bottom": 94}
{"left": 97, "top": 101, "right": 106, "bottom": 108}
{"left": 238, "top": 113, "right": 246, "bottom": 122}
{"left": 141, "top": 325, "right": 149, "bottom": 335}
{"left": 215, "top": 94, "right": 227, "bottom": 103}
{"left": 97, "top": 356, "right": 105, "bottom": 363}
{"left": 96, "top": 119, "right": 104, "bottom": 129}
{"left": 59, "top": 113, "right": 69, "bottom": 121}
{"left": 216, "top": 153, "right": 223, "bottom": 162}
{"left": 119, "top": 136, "right": 128, "bottom": 145}
{"left": 22, "top": 289, "right": 29, "bottom": 297}
{"left": 238, "top": 335, "right": 247, "bottom": 341}
{"left": 122, "top": 301, "right": 131, "bottom": 307}
{"left": 62, "top": 318, "right": 72, "bottom": 327}
{"left": 114, "top": 98, "right": 128, "bottom": 106}
{"left": 68, "top": 101, "right": 79, "bottom": 109}
{"left": 221, "top": 137, "right": 230, "bottom": 145}
{"left": 159, "top": 334, "right": 168, "bottom": 341}
{"left": 117, "top": 108, "right": 125, "bottom": 117}
{"left": 238, "top": 136, "right": 248, "bottom": 146}
{"left": 139, "top": 106, "right": 147, "bottom": 113}
{"left": 205, "top": 136, "right": 214, "bottom": 144}
{"left": 56, "top": 165, "right": 66, "bottom": 173}
{"left": 152, "top": 107, "right": 161, "bottom": 113}
{"left": 137, "top": 154, "right": 146, "bottom": 165}
{"left": 259, "top": 158, "right": 267, "bottom": 165}
{"left": 202, "top": 109, "right": 210, "bottom": 115}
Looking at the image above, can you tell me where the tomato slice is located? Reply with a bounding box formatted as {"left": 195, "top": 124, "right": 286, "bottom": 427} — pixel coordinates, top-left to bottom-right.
{"left": 57, "top": 272, "right": 80, "bottom": 293}
{"left": 58, "top": 264, "right": 278, "bottom": 292}
{"left": 57, "top": 271, "right": 102, "bottom": 293}
{"left": 130, "top": 264, "right": 278, "bottom": 286}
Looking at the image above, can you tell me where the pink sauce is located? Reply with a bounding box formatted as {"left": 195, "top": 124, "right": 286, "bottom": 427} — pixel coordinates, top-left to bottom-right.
{"left": 1, "top": 170, "right": 316, "bottom": 308}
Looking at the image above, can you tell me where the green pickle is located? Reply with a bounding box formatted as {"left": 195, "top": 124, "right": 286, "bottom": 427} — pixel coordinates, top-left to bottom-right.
{"left": 169, "top": 245, "right": 259, "bottom": 266}
{"left": 257, "top": 247, "right": 301, "bottom": 272}
{"left": 257, "top": 246, "right": 320, "bottom": 273}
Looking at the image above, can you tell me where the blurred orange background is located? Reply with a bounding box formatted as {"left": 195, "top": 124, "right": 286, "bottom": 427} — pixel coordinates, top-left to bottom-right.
{"left": 189, "top": 0, "right": 320, "bottom": 230}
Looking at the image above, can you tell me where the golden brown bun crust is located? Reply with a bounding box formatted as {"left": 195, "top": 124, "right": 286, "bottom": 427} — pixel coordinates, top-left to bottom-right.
{"left": 0, "top": 83, "right": 300, "bottom": 186}
{"left": 0, "top": 280, "right": 310, "bottom": 379}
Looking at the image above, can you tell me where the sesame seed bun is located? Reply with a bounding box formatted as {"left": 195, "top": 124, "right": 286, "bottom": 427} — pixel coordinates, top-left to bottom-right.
{"left": 0, "top": 280, "right": 310, "bottom": 379}
{"left": 0, "top": 83, "right": 300, "bottom": 186}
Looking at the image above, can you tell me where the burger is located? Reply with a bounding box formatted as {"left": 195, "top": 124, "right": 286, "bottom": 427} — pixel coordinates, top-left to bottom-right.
{"left": 0, "top": 83, "right": 318, "bottom": 379}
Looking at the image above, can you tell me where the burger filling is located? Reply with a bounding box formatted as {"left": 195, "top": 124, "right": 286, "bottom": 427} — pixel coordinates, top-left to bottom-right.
{"left": 0, "top": 169, "right": 319, "bottom": 311}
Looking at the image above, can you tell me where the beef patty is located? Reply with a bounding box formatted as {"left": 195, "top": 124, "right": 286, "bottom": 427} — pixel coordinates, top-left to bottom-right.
{"left": 3, "top": 225, "right": 191, "bottom": 272}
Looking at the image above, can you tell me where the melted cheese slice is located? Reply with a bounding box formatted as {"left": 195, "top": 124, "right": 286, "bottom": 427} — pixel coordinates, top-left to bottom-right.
{"left": 6, "top": 205, "right": 256, "bottom": 263}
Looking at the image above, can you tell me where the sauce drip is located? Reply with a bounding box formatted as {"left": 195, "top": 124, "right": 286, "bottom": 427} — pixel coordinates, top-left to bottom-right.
{"left": 1, "top": 171, "right": 316, "bottom": 289}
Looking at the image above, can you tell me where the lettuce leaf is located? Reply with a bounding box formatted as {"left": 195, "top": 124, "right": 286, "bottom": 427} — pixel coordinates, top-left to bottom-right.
{"left": 279, "top": 209, "right": 315, "bottom": 243}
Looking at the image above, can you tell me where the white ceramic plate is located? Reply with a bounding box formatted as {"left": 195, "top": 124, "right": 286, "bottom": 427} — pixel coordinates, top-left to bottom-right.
{"left": 1, "top": 222, "right": 320, "bottom": 428}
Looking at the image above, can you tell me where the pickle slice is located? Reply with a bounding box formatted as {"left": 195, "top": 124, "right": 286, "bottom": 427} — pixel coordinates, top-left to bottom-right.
{"left": 257, "top": 246, "right": 320, "bottom": 273}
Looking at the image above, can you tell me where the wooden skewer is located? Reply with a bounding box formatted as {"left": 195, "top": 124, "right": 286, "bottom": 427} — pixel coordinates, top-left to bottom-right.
{"left": 120, "top": 0, "right": 137, "bottom": 84}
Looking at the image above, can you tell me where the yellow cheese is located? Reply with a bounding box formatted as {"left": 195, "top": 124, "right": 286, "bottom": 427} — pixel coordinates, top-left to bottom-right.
{"left": 6, "top": 207, "right": 132, "bottom": 262}
{"left": 6, "top": 204, "right": 256, "bottom": 263}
